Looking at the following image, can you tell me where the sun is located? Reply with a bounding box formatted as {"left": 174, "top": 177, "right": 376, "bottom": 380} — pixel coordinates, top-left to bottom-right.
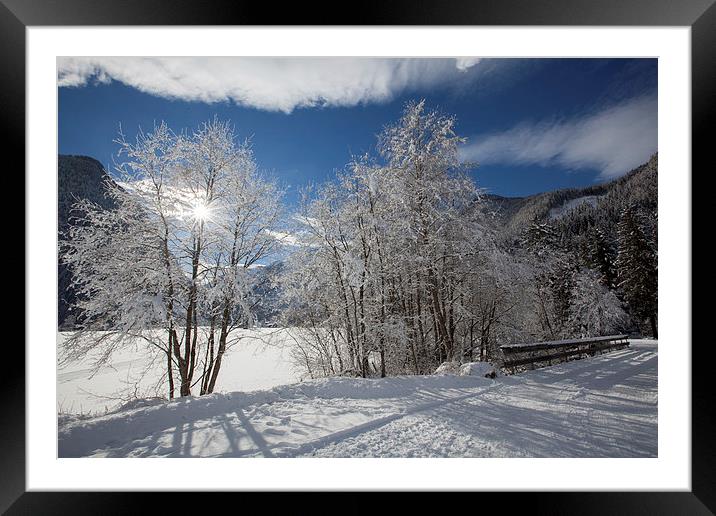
{"left": 191, "top": 201, "right": 211, "bottom": 222}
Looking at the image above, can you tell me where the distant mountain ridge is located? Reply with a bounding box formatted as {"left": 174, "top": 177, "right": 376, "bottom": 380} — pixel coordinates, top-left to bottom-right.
{"left": 478, "top": 153, "right": 658, "bottom": 243}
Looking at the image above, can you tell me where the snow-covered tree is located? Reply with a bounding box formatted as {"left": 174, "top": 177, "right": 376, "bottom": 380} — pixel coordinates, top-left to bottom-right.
{"left": 583, "top": 225, "right": 617, "bottom": 289}
{"left": 62, "top": 119, "right": 284, "bottom": 398}
{"left": 282, "top": 100, "right": 489, "bottom": 377}
{"left": 567, "top": 268, "right": 630, "bottom": 337}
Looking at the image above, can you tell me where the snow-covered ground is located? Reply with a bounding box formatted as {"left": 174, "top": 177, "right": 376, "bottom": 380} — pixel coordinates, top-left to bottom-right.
{"left": 58, "top": 340, "right": 657, "bottom": 458}
{"left": 57, "top": 328, "right": 300, "bottom": 416}
{"left": 548, "top": 195, "right": 602, "bottom": 219}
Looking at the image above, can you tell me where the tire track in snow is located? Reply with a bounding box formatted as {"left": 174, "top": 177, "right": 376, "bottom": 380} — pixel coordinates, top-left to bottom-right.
{"left": 271, "top": 383, "right": 500, "bottom": 457}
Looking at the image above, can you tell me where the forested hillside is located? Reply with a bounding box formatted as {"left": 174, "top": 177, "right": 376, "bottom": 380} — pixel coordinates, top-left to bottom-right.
{"left": 485, "top": 155, "right": 657, "bottom": 312}
{"left": 479, "top": 154, "right": 658, "bottom": 346}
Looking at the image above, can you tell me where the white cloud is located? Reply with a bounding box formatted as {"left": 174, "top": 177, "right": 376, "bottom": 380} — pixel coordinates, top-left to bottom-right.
{"left": 57, "top": 57, "right": 481, "bottom": 113}
{"left": 455, "top": 57, "right": 481, "bottom": 71}
{"left": 460, "top": 94, "right": 657, "bottom": 178}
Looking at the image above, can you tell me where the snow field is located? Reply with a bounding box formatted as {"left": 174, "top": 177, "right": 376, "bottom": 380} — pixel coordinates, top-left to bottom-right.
{"left": 57, "top": 328, "right": 301, "bottom": 416}
{"left": 58, "top": 340, "right": 657, "bottom": 458}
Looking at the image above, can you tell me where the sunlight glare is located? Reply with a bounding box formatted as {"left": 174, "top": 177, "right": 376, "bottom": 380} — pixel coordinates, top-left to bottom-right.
{"left": 192, "top": 201, "right": 211, "bottom": 222}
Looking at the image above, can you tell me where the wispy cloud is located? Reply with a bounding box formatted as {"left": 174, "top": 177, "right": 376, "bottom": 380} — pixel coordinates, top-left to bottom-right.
{"left": 57, "top": 57, "right": 481, "bottom": 113}
{"left": 264, "top": 229, "right": 301, "bottom": 247}
{"left": 460, "top": 94, "right": 657, "bottom": 178}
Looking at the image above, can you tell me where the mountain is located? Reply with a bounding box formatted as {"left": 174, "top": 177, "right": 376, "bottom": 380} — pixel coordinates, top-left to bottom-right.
{"left": 478, "top": 153, "right": 658, "bottom": 246}
{"left": 58, "top": 155, "right": 117, "bottom": 328}
{"left": 249, "top": 261, "right": 286, "bottom": 326}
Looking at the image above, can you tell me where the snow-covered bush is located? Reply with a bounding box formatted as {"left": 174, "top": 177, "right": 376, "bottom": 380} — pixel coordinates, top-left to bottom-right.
{"left": 434, "top": 361, "right": 498, "bottom": 378}
{"left": 434, "top": 362, "right": 462, "bottom": 375}
{"left": 459, "top": 362, "right": 498, "bottom": 378}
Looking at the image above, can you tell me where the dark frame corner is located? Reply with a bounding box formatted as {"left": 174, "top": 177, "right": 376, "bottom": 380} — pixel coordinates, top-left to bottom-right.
{"left": 5, "top": 0, "right": 712, "bottom": 513}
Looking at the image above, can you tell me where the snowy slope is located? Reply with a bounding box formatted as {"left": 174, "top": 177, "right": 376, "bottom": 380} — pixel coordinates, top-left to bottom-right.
{"left": 548, "top": 195, "right": 601, "bottom": 219}
{"left": 58, "top": 340, "right": 657, "bottom": 458}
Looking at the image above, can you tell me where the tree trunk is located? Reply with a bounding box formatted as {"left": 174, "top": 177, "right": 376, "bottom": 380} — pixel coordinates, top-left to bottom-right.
{"left": 380, "top": 346, "right": 386, "bottom": 378}
{"left": 207, "top": 303, "right": 231, "bottom": 394}
{"left": 166, "top": 347, "right": 174, "bottom": 400}
{"left": 200, "top": 319, "right": 216, "bottom": 395}
{"left": 180, "top": 234, "right": 202, "bottom": 397}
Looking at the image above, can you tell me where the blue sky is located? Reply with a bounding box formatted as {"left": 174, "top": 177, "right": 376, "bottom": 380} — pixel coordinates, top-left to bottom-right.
{"left": 58, "top": 57, "right": 657, "bottom": 205}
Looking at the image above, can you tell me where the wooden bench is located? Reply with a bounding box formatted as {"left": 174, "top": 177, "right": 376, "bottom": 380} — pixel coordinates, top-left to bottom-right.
{"left": 500, "top": 335, "right": 629, "bottom": 373}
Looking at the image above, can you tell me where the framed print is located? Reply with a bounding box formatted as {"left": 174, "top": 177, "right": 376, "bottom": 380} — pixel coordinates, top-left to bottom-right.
{"left": 5, "top": 0, "right": 712, "bottom": 513}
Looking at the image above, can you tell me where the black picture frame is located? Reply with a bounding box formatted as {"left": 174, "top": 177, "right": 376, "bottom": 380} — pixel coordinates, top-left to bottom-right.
{"left": 5, "top": 0, "right": 711, "bottom": 513}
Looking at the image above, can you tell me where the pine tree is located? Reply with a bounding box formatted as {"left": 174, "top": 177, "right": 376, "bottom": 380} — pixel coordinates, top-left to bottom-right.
{"left": 616, "top": 206, "right": 658, "bottom": 337}
{"left": 585, "top": 226, "right": 617, "bottom": 289}
{"left": 523, "top": 222, "right": 560, "bottom": 256}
